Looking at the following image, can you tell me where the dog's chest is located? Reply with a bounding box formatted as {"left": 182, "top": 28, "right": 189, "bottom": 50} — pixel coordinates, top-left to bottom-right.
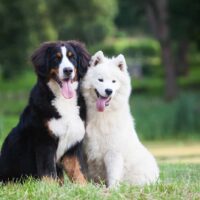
{"left": 85, "top": 113, "right": 131, "bottom": 160}
{"left": 48, "top": 95, "right": 84, "bottom": 161}
{"left": 85, "top": 121, "right": 115, "bottom": 159}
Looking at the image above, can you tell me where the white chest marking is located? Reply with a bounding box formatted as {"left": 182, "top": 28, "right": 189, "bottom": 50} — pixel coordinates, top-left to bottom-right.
{"left": 47, "top": 94, "right": 85, "bottom": 161}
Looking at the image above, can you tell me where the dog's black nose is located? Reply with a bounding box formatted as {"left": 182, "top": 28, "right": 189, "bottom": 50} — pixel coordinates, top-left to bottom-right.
{"left": 105, "top": 89, "right": 113, "bottom": 96}
{"left": 63, "top": 67, "right": 73, "bottom": 76}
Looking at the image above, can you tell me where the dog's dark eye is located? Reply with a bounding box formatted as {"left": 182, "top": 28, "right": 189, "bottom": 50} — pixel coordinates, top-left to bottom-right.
{"left": 67, "top": 51, "right": 74, "bottom": 58}
{"left": 98, "top": 78, "right": 103, "bottom": 82}
{"left": 112, "top": 80, "right": 116, "bottom": 83}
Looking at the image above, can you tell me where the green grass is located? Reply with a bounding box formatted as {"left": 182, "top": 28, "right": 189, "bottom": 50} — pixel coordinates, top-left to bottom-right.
{"left": 0, "top": 164, "right": 199, "bottom": 200}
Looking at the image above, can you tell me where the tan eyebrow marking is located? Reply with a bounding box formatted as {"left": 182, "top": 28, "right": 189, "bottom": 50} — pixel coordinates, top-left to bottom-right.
{"left": 56, "top": 52, "right": 62, "bottom": 58}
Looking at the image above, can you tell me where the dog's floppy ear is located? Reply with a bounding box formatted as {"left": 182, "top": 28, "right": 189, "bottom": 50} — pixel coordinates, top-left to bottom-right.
{"left": 115, "top": 54, "right": 127, "bottom": 71}
{"left": 90, "top": 51, "right": 104, "bottom": 67}
{"left": 68, "top": 40, "right": 91, "bottom": 79}
{"left": 31, "top": 42, "right": 54, "bottom": 78}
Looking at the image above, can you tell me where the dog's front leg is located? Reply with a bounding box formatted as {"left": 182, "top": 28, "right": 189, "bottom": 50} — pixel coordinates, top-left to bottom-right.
{"left": 35, "top": 144, "right": 57, "bottom": 180}
{"left": 104, "top": 151, "right": 124, "bottom": 188}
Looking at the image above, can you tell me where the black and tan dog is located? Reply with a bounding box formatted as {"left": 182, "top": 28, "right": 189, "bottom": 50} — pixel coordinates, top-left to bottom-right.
{"left": 0, "top": 41, "right": 90, "bottom": 184}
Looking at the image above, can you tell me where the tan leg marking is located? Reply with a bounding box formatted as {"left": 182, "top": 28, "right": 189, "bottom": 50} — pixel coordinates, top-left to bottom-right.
{"left": 62, "top": 155, "right": 87, "bottom": 185}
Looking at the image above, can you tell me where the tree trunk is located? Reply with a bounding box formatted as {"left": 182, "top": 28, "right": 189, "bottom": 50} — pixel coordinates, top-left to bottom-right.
{"left": 176, "top": 39, "right": 189, "bottom": 76}
{"left": 161, "top": 41, "right": 178, "bottom": 100}
{"left": 145, "top": 0, "right": 178, "bottom": 100}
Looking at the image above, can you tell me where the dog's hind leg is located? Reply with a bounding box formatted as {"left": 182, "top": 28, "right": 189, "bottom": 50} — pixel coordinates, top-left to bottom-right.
{"left": 35, "top": 144, "right": 57, "bottom": 180}
{"left": 0, "top": 155, "right": 8, "bottom": 182}
{"left": 56, "top": 163, "right": 64, "bottom": 185}
{"left": 0, "top": 157, "right": 4, "bottom": 182}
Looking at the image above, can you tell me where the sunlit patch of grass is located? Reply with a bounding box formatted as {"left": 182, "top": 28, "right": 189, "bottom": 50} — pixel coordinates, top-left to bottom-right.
{"left": 145, "top": 141, "right": 200, "bottom": 163}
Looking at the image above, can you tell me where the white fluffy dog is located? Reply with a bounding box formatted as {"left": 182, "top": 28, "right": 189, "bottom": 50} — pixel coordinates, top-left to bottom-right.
{"left": 81, "top": 51, "right": 159, "bottom": 187}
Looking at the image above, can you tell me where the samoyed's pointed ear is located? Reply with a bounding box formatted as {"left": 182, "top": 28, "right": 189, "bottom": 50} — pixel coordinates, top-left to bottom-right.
{"left": 90, "top": 51, "right": 104, "bottom": 67}
{"left": 115, "top": 54, "right": 127, "bottom": 71}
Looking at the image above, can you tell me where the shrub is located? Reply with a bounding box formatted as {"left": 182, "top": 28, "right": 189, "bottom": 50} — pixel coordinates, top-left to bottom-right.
{"left": 131, "top": 92, "right": 200, "bottom": 140}
{"left": 89, "top": 37, "right": 162, "bottom": 77}
{"left": 90, "top": 37, "right": 160, "bottom": 57}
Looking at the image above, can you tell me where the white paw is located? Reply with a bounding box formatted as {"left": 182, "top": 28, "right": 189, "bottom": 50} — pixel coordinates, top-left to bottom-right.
{"left": 107, "top": 179, "right": 120, "bottom": 189}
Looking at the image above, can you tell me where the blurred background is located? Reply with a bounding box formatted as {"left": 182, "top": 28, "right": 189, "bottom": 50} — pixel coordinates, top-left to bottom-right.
{"left": 0, "top": 0, "right": 200, "bottom": 155}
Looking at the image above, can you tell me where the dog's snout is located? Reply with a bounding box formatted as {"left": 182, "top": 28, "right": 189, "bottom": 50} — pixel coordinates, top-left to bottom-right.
{"left": 105, "top": 89, "right": 113, "bottom": 96}
{"left": 63, "top": 67, "right": 73, "bottom": 76}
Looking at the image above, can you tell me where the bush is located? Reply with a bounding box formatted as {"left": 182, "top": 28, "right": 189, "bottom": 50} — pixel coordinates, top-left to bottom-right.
{"left": 174, "top": 93, "right": 200, "bottom": 133}
{"left": 131, "top": 92, "right": 200, "bottom": 140}
{"left": 60, "top": 19, "right": 114, "bottom": 45}
{"left": 89, "top": 37, "right": 162, "bottom": 77}
{"left": 90, "top": 37, "right": 160, "bottom": 57}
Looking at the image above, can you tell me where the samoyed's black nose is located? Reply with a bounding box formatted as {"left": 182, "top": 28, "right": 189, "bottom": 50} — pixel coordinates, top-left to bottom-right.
{"left": 105, "top": 89, "right": 113, "bottom": 96}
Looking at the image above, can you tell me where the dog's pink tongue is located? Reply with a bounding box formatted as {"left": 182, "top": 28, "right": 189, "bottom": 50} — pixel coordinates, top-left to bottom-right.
{"left": 96, "top": 98, "right": 107, "bottom": 112}
{"left": 61, "top": 80, "right": 74, "bottom": 99}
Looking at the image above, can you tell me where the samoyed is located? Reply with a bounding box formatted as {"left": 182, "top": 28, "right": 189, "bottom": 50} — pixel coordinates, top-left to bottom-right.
{"left": 81, "top": 51, "right": 159, "bottom": 187}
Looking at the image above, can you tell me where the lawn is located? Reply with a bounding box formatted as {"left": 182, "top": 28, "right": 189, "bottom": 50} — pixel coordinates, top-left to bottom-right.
{"left": 0, "top": 163, "right": 199, "bottom": 200}
{"left": 0, "top": 72, "right": 200, "bottom": 199}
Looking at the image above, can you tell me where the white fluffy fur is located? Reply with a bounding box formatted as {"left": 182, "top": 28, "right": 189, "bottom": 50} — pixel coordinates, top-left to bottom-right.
{"left": 82, "top": 51, "right": 159, "bottom": 187}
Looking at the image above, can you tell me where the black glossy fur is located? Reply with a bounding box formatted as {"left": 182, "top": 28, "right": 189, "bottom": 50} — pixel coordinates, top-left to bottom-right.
{"left": 0, "top": 41, "right": 90, "bottom": 182}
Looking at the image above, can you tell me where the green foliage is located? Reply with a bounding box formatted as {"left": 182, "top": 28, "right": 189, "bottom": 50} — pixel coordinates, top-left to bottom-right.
{"left": 115, "top": 0, "right": 200, "bottom": 47}
{"left": 115, "top": 0, "right": 147, "bottom": 33}
{"left": 0, "top": 70, "right": 36, "bottom": 92}
{"left": 179, "top": 67, "right": 200, "bottom": 89}
{"left": 90, "top": 37, "right": 163, "bottom": 77}
{"left": 91, "top": 37, "right": 160, "bottom": 57}
{"left": 47, "top": 0, "right": 118, "bottom": 45}
{"left": 131, "top": 92, "right": 200, "bottom": 140}
{"left": 0, "top": 0, "right": 118, "bottom": 79}
{"left": 170, "top": 0, "right": 200, "bottom": 45}
{"left": 0, "top": 0, "right": 55, "bottom": 79}
{"left": 174, "top": 94, "right": 200, "bottom": 133}
{"left": 132, "top": 62, "right": 200, "bottom": 93}
{"left": 132, "top": 77, "right": 164, "bottom": 93}
{"left": 0, "top": 71, "right": 36, "bottom": 145}
{"left": 0, "top": 0, "right": 31, "bottom": 78}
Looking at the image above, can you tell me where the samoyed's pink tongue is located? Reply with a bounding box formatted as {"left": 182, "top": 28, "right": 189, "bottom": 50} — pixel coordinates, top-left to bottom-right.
{"left": 61, "top": 80, "right": 74, "bottom": 99}
{"left": 96, "top": 98, "right": 107, "bottom": 112}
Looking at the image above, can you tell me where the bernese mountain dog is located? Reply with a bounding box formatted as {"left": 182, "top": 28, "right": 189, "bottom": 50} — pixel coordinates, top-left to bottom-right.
{"left": 0, "top": 40, "right": 90, "bottom": 184}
